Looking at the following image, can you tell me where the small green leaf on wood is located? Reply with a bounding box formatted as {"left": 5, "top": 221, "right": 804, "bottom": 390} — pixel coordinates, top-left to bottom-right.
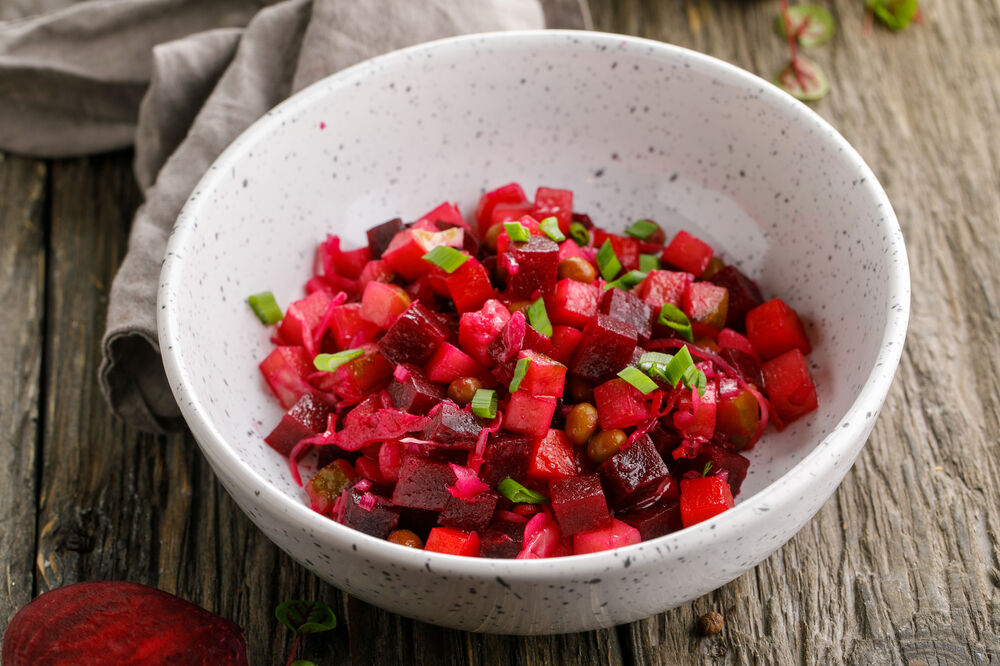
{"left": 775, "top": 56, "right": 830, "bottom": 101}
{"left": 775, "top": 5, "right": 835, "bottom": 47}
{"left": 276, "top": 600, "right": 337, "bottom": 636}
{"left": 867, "top": 0, "right": 918, "bottom": 31}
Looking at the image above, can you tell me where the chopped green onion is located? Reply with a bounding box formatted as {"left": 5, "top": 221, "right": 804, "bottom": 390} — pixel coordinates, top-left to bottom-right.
{"left": 683, "top": 364, "right": 708, "bottom": 395}
{"left": 663, "top": 345, "right": 696, "bottom": 386}
{"left": 248, "top": 291, "right": 284, "bottom": 324}
{"left": 497, "top": 478, "right": 548, "bottom": 504}
{"left": 617, "top": 366, "right": 658, "bottom": 395}
{"left": 313, "top": 348, "right": 364, "bottom": 372}
{"left": 422, "top": 245, "right": 469, "bottom": 273}
{"left": 624, "top": 219, "right": 660, "bottom": 240}
{"left": 509, "top": 357, "right": 531, "bottom": 393}
{"left": 596, "top": 238, "right": 622, "bottom": 281}
{"left": 538, "top": 216, "right": 566, "bottom": 242}
{"left": 603, "top": 270, "right": 647, "bottom": 291}
{"left": 471, "top": 388, "right": 498, "bottom": 419}
{"left": 638, "top": 351, "right": 673, "bottom": 371}
{"left": 703, "top": 461, "right": 713, "bottom": 476}
{"left": 526, "top": 297, "right": 553, "bottom": 337}
{"left": 569, "top": 221, "right": 590, "bottom": 246}
{"left": 504, "top": 221, "right": 531, "bottom": 243}
{"left": 639, "top": 253, "right": 661, "bottom": 273}
{"left": 658, "top": 303, "right": 694, "bottom": 342}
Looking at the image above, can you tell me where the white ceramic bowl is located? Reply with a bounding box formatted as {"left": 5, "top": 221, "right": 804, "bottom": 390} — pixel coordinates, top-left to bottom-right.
{"left": 159, "top": 30, "right": 909, "bottom": 634}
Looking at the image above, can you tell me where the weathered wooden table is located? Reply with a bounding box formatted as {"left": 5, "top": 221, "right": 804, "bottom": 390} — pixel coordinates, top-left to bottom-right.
{"left": 3, "top": 1, "right": 998, "bottom": 663}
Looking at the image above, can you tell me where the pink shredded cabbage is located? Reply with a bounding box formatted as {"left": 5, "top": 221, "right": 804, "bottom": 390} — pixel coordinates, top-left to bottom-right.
{"left": 446, "top": 463, "right": 490, "bottom": 500}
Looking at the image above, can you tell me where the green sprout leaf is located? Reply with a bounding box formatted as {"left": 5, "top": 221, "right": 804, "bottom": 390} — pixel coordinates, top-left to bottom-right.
{"left": 498, "top": 478, "right": 549, "bottom": 503}
{"left": 775, "top": 55, "right": 830, "bottom": 101}
{"left": 775, "top": 5, "right": 835, "bottom": 47}
{"left": 867, "top": 0, "right": 918, "bottom": 30}
{"left": 276, "top": 600, "right": 337, "bottom": 636}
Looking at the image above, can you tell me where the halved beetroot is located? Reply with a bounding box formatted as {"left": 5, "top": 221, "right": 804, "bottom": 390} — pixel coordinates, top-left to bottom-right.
{"left": 2, "top": 582, "right": 249, "bottom": 665}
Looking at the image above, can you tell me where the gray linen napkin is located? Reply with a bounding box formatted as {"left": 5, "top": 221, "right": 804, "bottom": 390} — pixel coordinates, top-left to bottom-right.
{"left": 0, "top": 0, "right": 587, "bottom": 432}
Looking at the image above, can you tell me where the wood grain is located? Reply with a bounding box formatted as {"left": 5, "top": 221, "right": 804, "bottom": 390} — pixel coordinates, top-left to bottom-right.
{"left": 2, "top": 0, "right": 1000, "bottom": 664}
{"left": 0, "top": 154, "right": 46, "bottom": 628}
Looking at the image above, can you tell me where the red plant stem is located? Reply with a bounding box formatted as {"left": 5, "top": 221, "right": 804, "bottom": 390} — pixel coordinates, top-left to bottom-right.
{"left": 285, "top": 634, "right": 301, "bottom": 666}
{"left": 778, "top": 1, "right": 818, "bottom": 91}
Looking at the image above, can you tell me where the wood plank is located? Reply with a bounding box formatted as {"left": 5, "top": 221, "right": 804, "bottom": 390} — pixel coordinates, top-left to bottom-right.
{"left": 589, "top": 0, "right": 1000, "bottom": 663}
{"left": 0, "top": 153, "right": 47, "bottom": 628}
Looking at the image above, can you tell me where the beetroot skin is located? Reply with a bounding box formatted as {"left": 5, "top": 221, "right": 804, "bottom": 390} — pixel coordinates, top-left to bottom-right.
{"left": 2, "top": 581, "right": 248, "bottom": 665}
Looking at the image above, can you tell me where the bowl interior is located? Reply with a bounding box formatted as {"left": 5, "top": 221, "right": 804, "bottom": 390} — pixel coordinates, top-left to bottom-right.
{"left": 163, "top": 32, "right": 902, "bottom": 540}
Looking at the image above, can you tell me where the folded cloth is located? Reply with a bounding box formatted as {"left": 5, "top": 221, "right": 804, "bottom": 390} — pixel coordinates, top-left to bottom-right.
{"left": 6, "top": 0, "right": 586, "bottom": 432}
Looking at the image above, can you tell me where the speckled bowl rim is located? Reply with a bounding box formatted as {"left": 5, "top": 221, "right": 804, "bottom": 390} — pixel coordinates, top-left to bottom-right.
{"left": 160, "top": 30, "right": 910, "bottom": 582}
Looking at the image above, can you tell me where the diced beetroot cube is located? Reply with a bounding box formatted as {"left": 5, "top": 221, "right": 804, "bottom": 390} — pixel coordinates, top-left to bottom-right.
{"left": 328, "top": 303, "right": 380, "bottom": 349}
{"left": 305, "top": 459, "right": 355, "bottom": 515}
{"left": 709, "top": 265, "right": 764, "bottom": 328}
{"left": 391, "top": 457, "right": 456, "bottom": 511}
{"left": 532, "top": 186, "right": 573, "bottom": 234}
{"left": 505, "top": 393, "right": 558, "bottom": 438}
{"left": 388, "top": 364, "right": 444, "bottom": 415}
{"left": 550, "top": 473, "right": 612, "bottom": 536}
{"left": 475, "top": 182, "right": 528, "bottom": 236}
{"left": 572, "top": 518, "right": 641, "bottom": 554}
{"left": 445, "top": 257, "right": 495, "bottom": 313}
{"left": 459, "top": 299, "right": 511, "bottom": 366}
{"left": 505, "top": 234, "right": 560, "bottom": 300}
{"left": 679, "top": 476, "right": 734, "bottom": 527}
{"left": 421, "top": 401, "right": 483, "bottom": 449}
{"left": 366, "top": 217, "right": 405, "bottom": 259}
{"left": 522, "top": 320, "right": 557, "bottom": 359}
{"left": 264, "top": 393, "right": 333, "bottom": 456}
{"left": 672, "top": 441, "right": 752, "bottom": 496}
{"left": 762, "top": 348, "right": 818, "bottom": 424}
{"left": 662, "top": 230, "right": 714, "bottom": 276}
{"left": 424, "top": 342, "right": 487, "bottom": 384}
{"left": 405, "top": 275, "right": 437, "bottom": 305}
{"left": 415, "top": 201, "right": 469, "bottom": 233}
{"left": 490, "top": 202, "right": 534, "bottom": 229}
{"left": 720, "top": 349, "right": 764, "bottom": 392}
{"left": 549, "top": 279, "right": 600, "bottom": 329}
{"left": 259, "top": 346, "right": 313, "bottom": 409}
{"left": 439, "top": 492, "right": 498, "bottom": 533}
{"left": 479, "top": 511, "right": 528, "bottom": 558}
{"left": 359, "top": 281, "right": 412, "bottom": 330}
{"left": 598, "top": 435, "right": 670, "bottom": 507}
{"left": 526, "top": 428, "right": 576, "bottom": 481}
{"left": 549, "top": 325, "right": 583, "bottom": 366}
{"left": 340, "top": 488, "right": 400, "bottom": 539}
{"left": 321, "top": 235, "right": 371, "bottom": 280}
{"left": 599, "top": 288, "right": 652, "bottom": 341}
{"left": 745, "top": 298, "right": 812, "bottom": 360}
{"left": 357, "top": 259, "right": 395, "bottom": 291}
{"left": 479, "top": 435, "right": 532, "bottom": 486}
{"left": 557, "top": 235, "right": 588, "bottom": 262}
{"left": 638, "top": 269, "right": 693, "bottom": 309}
{"left": 593, "top": 378, "right": 649, "bottom": 430}
{"left": 718, "top": 328, "right": 757, "bottom": 358}
{"left": 383, "top": 227, "right": 463, "bottom": 281}
{"left": 277, "top": 290, "right": 333, "bottom": 350}
{"left": 682, "top": 282, "right": 729, "bottom": 331}
{"left": 377, "top": 302, "right": 452, "bottom": 366}
{"left": 619, "top": 501, "right": 682, "bottom": 540}
{"left": 672, "top": 378, "right": 717, "bottom": 440}
{"left": 516, "top": 349, "right": 567, "bottom": 397}
{"left": 608, "top": 234, "right": 640, "bottom": 272}
{"left": 425, "top": 527, "right": 480, "bottom": 556}
{"left": 354, "top": 454, "right": 393, "bottom": 487}
{"left": 570, "top": 315, "right": 637, "bottom": 383}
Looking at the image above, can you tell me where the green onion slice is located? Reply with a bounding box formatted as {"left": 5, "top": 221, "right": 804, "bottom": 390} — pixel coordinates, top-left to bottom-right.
{"left": 526, "top": 297, "right": 553, "bottom": 337}
{"left": 638, "top": 351, "right": 673, "bottom": 371}
{"left": 663, "top": 345, "right": 696, "bottom": 386}
{"left": 569, "top": 221, "right": 590, "bottom": 246}
{"left": 538, "top": 216, "right": 566, "bottom": 242}
{"left": 603, "top": 270, "right": 647, "bottom": 291}
{"left": 639, "top": 253, "right": 661, "bottom": 273}
{"left": 248, "top": 291, "right": 284, "bottom": 324}
{"left": 683, "top": 364, "right": 708, "bottom": 394}
{"left": 617, "top": 366, "right": 658, "bottom": 395}
{"left": 624, "top": 219, "right": 660, "bottom": 240}
{"left": 471, "top": 388, "right": 498, "bottom": 419}
{"left": 422, "top": 245, "right": 469, "bottom": 273}
{"left": 497, "top": 478, "right": 549, "bottom": 504}
{"left": 313, "top": 348, "right": 364, "bottom": 372}
{"left": 703, "top": 461, "right": 713, "bottom": 476}
{"left": 596, "top": 238, "right": 622, "bottom": 281}
{"left": 509, "top": 357, "right": 531, "bottom": 393}
{"left": 775, "top": 5, "right": 835, "bottom": 47}
{"left": 504, "top": 221, "right": 531, "bottom": 243}
{"left": 658, "top": 303, "right": 694, "bottom": 342}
